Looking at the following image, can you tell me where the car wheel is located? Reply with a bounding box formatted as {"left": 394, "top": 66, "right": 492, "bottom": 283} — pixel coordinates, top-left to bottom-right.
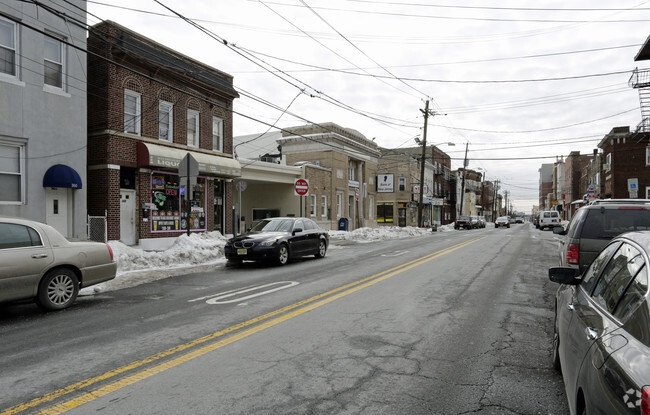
{"left": 277, "top": 244, "right": 289, "bottom": 265}
{"left": 315, "top": 240, "right": 327, "bottom": 258}
{"left": 507, "top": 225, "right": 510, "bottom": 228}
{"left": 37, "top": 268, "right": 79, "bottom": 311}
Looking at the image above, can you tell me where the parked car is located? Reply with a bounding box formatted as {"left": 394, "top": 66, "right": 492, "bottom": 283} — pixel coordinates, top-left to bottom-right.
{"left": 0, "top": 217, "right": 117, "bottom": 310}
{"left": 549, "top": 231, "right": 650, "bottom": 415}
{"left": 495, "top": 216, "right": 510, "bottom": 228}
{"left": 454, "top": 215, "right": 472, "bottom": 230}
{"left": 470, "top": 215, "right": 481, "bottom": 229}
{"left": 538, "top": 210, "right": 561, "bottom": 230}
{"left": 477, "top": 216, "right": 487, "bottom": 228}
{"left": 554, "top": 199, "right": 650, "bottom": 274}
{"left": 224, "top": 217, "right": 328, "bottom": 265}
{"left": 515, "top": 216, "right": 524, "bottom": 224}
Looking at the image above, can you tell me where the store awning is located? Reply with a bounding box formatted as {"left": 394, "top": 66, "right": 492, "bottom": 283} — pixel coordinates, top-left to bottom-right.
{"left": 43, "top": 164, "right": 83, "bottom": 189}
{"left": 137, "top": 142, "right": 241, "bottom": 178}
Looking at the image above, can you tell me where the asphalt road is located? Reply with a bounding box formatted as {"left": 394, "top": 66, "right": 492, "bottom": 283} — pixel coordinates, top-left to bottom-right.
{"left": 0, "top": 223, "right": 569, "bottom": 415}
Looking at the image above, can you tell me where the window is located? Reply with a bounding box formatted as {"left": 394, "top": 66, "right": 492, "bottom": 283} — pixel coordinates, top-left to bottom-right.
{"left": 151, "top": 172, "right": 206, "bottom": 232}
{"left": 321, "top": 195, "right": 327, "bottom": 218}
{"left": 613, "top": 265, "right": 647, "bottom": 322}
{"left": 158, "top": 101, "right": 173, "bottom": 141}
{"left": 212, "top": 117, "right": 223, "bottom": 152}
{"left": 377, "top": 202, "right": 394, "bottom": 223}
{"left": 44, "top": 35, "right": 64, "bottom": 88}
{"left": 399, "top": 177, "right": 406, "bottom": 192}
{"left": 0, "top": 142, "right": 25, "bottom": 203}
{"left": 0, "top": 17, "right": 17, "bottom": 77}
{"left": 369, "top": 195, "right": 374, "bottom": 219}
{"left": 646, "top": 147, "right": 650, "bottom": 166}
{"left": 605, "top": 153, "right": 612, "bottom": 171}
{"left": 647, "top": 187, "right": 650, "bottom": 200}
{"left": 310, "top": 195, "right": 316, "bottom": 216}
{"left": 0, "top": 223, "right": 42, "bottom": 249}
{"left": 124, "top": 90, "right": 141, "bottom": 135}
{"left": 336, "top": 193, "right": 342, "bottom": 218}
{"left": 348, "top": 163, "right": 356, "bottom": 181}
{"left": 580, "top": 241, "right": 621, "bottom": 294}
{"left": 592, "top": 243, "right": 645, "bottom": 314}
{"left": 187, "top": 109, "right": 199, "bottom": 147}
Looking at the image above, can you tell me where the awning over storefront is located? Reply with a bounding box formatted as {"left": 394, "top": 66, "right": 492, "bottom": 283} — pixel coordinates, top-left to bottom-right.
{"left": 43, "top": 164, "right": 83, "bottom": 189}
{"left": 137, "top": 142, "right": 241, "bottom": 178}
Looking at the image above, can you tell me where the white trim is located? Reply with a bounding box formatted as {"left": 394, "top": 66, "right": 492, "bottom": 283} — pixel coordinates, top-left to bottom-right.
{"left": 212, "top": 116, "right": 223, "bottom": 152}
{"left": 0, "top": 16, "right": 19, "bottom": 79}
{"left": 43, "top": 35, "right": 66, "bottom": 90}
{"left": 0, "top": 140, "right": 25, "bottom": 204}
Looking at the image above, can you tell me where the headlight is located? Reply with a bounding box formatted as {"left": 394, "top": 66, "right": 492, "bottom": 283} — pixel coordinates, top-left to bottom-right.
{"left": 259, "top": 239, "right": 276, "bottom": 246}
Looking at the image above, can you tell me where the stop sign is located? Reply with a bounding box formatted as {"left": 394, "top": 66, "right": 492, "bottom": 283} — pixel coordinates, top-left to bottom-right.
{"left": 294, "top": 178, "right": 309, "bottom": 196}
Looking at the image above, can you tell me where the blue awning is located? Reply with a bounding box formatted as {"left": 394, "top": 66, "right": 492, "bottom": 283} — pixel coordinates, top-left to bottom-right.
{"left": 43, "top": 164, "right": 83, "bottom": 189}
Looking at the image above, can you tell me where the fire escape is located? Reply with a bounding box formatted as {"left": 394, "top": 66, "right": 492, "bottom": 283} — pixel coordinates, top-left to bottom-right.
{"left": 629, "top": 67, "right": 650, "bottom": 133}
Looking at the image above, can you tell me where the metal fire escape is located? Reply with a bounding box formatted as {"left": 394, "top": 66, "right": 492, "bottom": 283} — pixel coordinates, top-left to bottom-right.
{"left": 629, "top": 67, "right": 650, "bottom": 133}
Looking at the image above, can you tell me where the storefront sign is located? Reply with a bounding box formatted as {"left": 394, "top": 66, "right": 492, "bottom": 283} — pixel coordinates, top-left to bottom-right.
{"left": 377, "top": 174, "right": 394, "bottom": 193}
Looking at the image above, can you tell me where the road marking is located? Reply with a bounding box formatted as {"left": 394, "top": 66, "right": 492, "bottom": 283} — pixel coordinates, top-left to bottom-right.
{"left": 2, "top": 236, "right": 485, "bottom": 415}
{"left": 380, "top": 250, "right": 409, "bottom": 257}
{"left": 205, "top": 281, "right": 299, "bottom": 304}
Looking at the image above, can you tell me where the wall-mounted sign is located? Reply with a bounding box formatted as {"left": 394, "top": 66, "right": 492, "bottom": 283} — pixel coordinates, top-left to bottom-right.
{"left": 377, "top": 174, "right": 394, "bottom": 193}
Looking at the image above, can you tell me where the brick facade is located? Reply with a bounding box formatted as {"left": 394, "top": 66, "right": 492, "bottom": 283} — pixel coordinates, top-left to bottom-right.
{"left": 87, "top": 21, "right": 240, "bottom": 244}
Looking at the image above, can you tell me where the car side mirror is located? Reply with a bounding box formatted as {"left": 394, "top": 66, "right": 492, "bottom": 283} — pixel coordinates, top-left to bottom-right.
{"left": 552, "top": 226, "right": 566, "bottom": 235}
{"left": 548, "top": 267, "right": 580, "bottom": 285}
{"left": 292, "top": 228, "right": 303, "bottom": 235}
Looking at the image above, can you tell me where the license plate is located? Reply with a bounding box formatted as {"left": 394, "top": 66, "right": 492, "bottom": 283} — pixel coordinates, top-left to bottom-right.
{"left": 237, "top": 248, "right": 247, "bottom": 255}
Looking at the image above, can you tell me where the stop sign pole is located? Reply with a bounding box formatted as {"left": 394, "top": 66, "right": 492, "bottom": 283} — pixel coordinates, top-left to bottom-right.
{"left": 294, "top": 179, "right": 309, "bottom": 217}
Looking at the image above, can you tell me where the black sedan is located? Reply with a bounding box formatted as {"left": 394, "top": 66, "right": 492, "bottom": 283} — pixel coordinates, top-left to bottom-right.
{"left": 549, "top": 231, "right": 650, "bottom": 415}
{"left": 224, "top": 217, "right": 328, "bottom": 265}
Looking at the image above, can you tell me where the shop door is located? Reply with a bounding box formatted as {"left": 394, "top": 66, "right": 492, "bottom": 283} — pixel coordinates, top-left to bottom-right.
{"left": 45, "top": 187, "right": 70, "bottom": 237}
{"left": 398, "top": 208, "right": 407, "bottom": 227}
{"left": 120, "top": 189, "right": 136, "bottom": 245}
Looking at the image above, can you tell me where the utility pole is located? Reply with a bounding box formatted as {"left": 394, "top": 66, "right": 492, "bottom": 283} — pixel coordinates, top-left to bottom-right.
{"left": 493, "top": 179, "right": 499, "bottom": 220}
{"left": 458, "top": 142, "right": 469, "bottom": 217}
{"left": 417, "top": 100, "right": 435, "bottom": 227}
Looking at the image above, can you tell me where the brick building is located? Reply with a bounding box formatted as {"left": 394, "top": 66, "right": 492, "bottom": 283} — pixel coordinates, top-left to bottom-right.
{"left": 564, "top": 151, "right": 594, "bottom": 219}
{"left": 599, "top": 126, "right": 650, "bottom": 199}
{"left": 87, "top": 21, "right": 241, "bottom": 247}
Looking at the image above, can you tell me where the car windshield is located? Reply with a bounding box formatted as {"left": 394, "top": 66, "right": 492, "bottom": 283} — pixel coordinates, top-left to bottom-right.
{"left": 497, "top": 217, "right": 508, "bottom": 221}
{"left": 459, "top": 216, "right": 470, "bottom": 220}
{"left": 250, "top": 218, "right": 294, "bottom": 232}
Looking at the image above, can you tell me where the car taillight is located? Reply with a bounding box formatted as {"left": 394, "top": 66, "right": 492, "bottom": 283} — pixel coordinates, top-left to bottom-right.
{"left": 642, "top": 386, "right": 650, "bottom": 415}
{"left": 619, "top": 206, "right": 647, "bottom": 210}
{"left": 107, "top": 244, "right": 114, "bottom": 261}
{"left": 567, "top": 244, "right": 579, "bottom": 265}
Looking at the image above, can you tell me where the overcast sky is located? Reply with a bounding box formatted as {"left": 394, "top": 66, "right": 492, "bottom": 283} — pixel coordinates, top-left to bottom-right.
{"left": 85, "top": 0, "right": 650, "bottom": 213}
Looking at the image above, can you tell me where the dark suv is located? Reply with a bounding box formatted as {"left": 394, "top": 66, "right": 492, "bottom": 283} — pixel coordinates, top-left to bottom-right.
{"left": 553, "top": 199, "right": 650, "bottom": 273}
{"left": 455, "top": 215, "right": 472, "bottom": 230}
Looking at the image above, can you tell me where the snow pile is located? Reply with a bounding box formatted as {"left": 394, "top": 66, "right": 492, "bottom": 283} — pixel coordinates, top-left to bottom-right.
{"left": 329, "top": 226, "right": 434, "bottom": 243}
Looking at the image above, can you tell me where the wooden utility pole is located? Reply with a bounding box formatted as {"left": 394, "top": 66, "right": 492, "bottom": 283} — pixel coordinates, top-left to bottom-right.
{"left": 417, "top": 100, "right": 431, "bottom": 227}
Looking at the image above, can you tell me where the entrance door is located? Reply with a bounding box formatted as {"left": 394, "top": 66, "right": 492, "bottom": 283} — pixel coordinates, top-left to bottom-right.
{"left": 398, "top": 208, "right": 407, "bottom": 227}
{"left": 120, "top": 189, "right": 136, "bottom": 245}
{"left": 45, "top": 187, "right": 70, "bottom": 237}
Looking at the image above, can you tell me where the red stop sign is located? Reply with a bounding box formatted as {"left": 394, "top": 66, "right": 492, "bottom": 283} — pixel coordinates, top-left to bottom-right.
{"left": 294, "top": 179, "right": 309, "bottom": 196}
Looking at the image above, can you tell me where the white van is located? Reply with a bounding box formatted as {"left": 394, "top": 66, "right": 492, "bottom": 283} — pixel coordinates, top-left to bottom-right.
{"left": 539, "top": 210, "right": 561, "bottom": 230}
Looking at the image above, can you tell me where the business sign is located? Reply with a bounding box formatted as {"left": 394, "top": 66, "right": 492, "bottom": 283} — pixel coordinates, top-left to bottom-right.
{"left": 377, "top": 174, "right": 394, "bottom": 193}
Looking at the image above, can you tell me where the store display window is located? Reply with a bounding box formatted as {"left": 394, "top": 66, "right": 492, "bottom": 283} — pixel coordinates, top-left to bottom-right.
{"left": 150, "top": 171, "right": 206, "bottom": 232}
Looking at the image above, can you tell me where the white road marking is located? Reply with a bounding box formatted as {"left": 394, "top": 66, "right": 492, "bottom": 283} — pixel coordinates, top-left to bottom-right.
{"left": 194, "top": 281, "right": 299, "bottom": 305}
{"left": 381, "top": 250, "right": 409, "bottom": 257}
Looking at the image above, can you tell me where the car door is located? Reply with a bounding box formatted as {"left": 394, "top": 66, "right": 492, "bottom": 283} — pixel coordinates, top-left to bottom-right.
{"left": 302, "top": 219, "right": 320, "bottom": 254}
{"left": 0, "top": 222, "right": 53, "bottom": 302}
{"left": 290, "top": 219, "right": 309, "bottom": 255}
{"left": 558, "top": 241, "right": 621, "bottom": 406}
{"left": 581, "top": 242, "right": 649, "bottom": 414}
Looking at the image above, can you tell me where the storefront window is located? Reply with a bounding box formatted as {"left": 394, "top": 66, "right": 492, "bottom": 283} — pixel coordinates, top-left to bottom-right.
{"left": 376, "top": 202, "right": 394, "bottom": 223}
{"left": 150, "top": 171, "right": 206, "bottom": 232}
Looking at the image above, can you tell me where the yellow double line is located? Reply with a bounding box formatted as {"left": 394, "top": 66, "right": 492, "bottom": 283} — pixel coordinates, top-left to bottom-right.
{"left": 3, "top": 236, "right": 484, "bottom": 415}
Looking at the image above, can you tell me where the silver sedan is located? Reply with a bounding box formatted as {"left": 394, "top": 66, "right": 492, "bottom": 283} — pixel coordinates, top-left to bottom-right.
{"left": 0, "top": 217, "right": 117, "bottom": 310}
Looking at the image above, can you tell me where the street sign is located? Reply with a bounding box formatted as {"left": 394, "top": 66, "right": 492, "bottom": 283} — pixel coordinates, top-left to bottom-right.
{"left": 294, "top": 178, "right": 309, "bottom": 196}
{"left": 178, "top": 153, "right": 199, "bottom": 178}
